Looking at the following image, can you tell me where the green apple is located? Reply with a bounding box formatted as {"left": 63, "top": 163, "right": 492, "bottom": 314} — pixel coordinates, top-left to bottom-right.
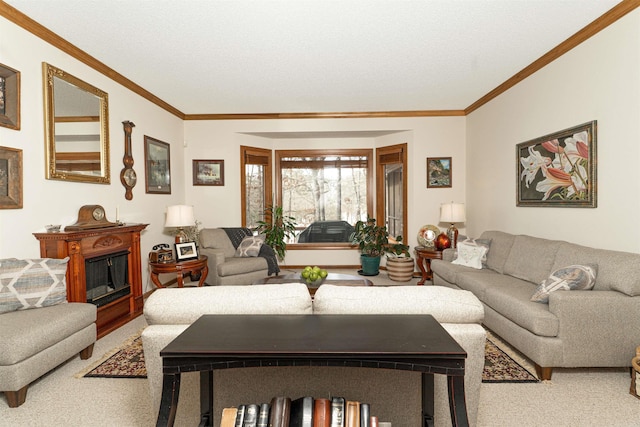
{"left": 312, "top": 266, "right": 321, "bottom": 273}
{"left": 319, "top": 269, "right": 328, "bottom": 278}
{"left": 301, "top": 270, "right": 310, "bottom": 279}
{"left": 309, "top": 272, "right": 318, "bottom": 281}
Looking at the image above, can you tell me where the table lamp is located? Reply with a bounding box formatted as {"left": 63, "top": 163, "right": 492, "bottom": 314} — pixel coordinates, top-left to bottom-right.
{"left": 165, "top": 205, "right": 195, "bottom": 243}
{"left": 440, "top": 202, "right": 466, "bottom": 249}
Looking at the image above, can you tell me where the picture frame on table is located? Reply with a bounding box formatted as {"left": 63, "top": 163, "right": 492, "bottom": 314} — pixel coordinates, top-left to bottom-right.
{"left": 0, "top": 63, "right": 20, "bottom": 130}
{"left": 0, "top": 146, "right": 23, "bottom": 209}
{"left": 175, "top": 241, "right": 198, "bottom": 261}
{"left": 516, "top": 121, "right": 596, "bottom": 208}
{"left": 427, "top": 157, "right": 451, "bottom": 188}
{"left": 144, "top": 136, "right": 171, "bottom": 194}
{"left": 193, "top": 159, "right": 224, "bottom": 186}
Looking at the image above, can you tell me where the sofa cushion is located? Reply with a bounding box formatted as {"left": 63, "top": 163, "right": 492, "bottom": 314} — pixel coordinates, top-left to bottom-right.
{"left": 0, "top": 258, "right": 69, "bottom": 314}
{"left": 479, "top": 231, "right": 516, "bottom": 274}
{"left": 553, "top": 242, "right": 640, "bottom": 296}
{"left": 452, "top": 241, "right": 488, "bottom": 269}
{"left": 503, "top": 235, "right": 562, "bottom": 284}
{"left": 431, "top": 259, "right": 489, "bottom": 284}
{"left": 313, "top": 285, "right": 484, "bottom": 324}
{"left": 455, "top": 270, "right": 511, "bottom": 302}
{"left": 144, "top": 283, "right": 313, "bottom": 325}
{"left": 199, "top": 228, "right": 237, "bottom": 258}
{"left": 483, "top": 281, "right": 559, "bottom": 337}
{"left": 235, "top": 235, "right": 264, "bottom": 257}
{"left": 531, "top": 264, "right": 597, "bottom": 303}
{"left": 0, "top": 302, "right": 96, "bottom": 365}
{"left": 218, "top": 256, "right": 268, "bottom": 276}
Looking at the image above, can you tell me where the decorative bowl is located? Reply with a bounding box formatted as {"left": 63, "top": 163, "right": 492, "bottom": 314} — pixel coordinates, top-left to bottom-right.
{"left": 45, "top": 224, "right": 61, "bottom": 233}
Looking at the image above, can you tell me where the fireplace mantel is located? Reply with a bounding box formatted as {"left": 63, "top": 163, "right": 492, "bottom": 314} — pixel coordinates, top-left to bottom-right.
{"left": 34, "top": 223, "right": 148, "bottom": 338}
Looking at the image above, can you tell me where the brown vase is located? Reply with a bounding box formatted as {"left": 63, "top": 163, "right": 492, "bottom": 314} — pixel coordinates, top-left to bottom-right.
{"left": 435, "top": 233, "right": 451, "bottom": 250}
{"left": 386, "top": 257, "right": 415, "bottom": 282}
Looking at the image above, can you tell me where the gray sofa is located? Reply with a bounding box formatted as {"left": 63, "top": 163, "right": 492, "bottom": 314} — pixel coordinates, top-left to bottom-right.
{"left": 142, "top": 283, "right": 485, "bottom": 427}
{"left": 431, "top": 230, "right": 640, "bottom": 380}
{"left": 199, "top": 228, "right": 279, "bottom": 285}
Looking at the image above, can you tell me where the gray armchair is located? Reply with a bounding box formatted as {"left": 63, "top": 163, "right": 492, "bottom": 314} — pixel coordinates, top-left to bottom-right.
{"left": 198, "top": 228, "right": 280, "bottom": 285}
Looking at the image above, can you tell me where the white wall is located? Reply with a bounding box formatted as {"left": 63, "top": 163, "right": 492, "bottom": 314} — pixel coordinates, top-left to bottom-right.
{"left": 0, "top": 17, "right": 185, "bottom": 291}
{"left": 466, "top": 9, "right": 640, "bottom": 252}
{"left": 184, "top": 117, "right": 466, "bottom": 266}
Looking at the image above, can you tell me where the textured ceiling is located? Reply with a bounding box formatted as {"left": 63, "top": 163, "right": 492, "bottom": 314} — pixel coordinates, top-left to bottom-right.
{"left": 5, "top": 0, "right": 622, "bottom": 115}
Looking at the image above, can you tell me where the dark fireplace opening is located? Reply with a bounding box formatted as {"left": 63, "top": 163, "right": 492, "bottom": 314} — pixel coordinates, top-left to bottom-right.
{"left": 85, "top": 250, "right": 131, "bottom": 307}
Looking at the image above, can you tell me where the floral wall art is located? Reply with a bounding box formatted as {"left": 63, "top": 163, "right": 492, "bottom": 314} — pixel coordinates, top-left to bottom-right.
{"left": 517, "top": 121, "right": 596, "bottom": 207}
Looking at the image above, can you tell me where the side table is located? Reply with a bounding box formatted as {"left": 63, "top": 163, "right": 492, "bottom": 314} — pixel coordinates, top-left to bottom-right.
{"left": 415, "top": 246, "right": 442, "bottom": 285}
{"left": 149, "top": 255, "right": 209, "bottom": 288}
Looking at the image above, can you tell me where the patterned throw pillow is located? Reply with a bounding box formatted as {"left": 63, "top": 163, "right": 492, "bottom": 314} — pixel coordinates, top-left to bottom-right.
{"left": 455, "top": 238, "right": 491, "bottom": 268}
{"left": 531, "top": 264, "right": 597, "bottom": 304}
{"left": 451, "top": 241, "right": 489, "bottom": 270}
{"left": 0, "top": 257, "right": 69, "bottom": 314}
{"left": 235, "top": 236, "right": 265, "bottom": 257}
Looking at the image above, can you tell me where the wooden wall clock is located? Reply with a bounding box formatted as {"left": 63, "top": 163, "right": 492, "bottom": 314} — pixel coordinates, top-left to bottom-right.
{"left": 120, "top": 120, "right": 137, "bottom": 200}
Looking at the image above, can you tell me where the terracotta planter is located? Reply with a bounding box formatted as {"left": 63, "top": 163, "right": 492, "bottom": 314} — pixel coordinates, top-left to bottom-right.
{"left": 386, "top": 257, "right": 415, "bottom": 282}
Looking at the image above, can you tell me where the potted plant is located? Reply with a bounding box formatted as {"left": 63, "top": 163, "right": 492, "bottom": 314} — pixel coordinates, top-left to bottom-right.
{"left": 254, "top": 204, "right": 297, "bottom": 261}
{"left": 350, "top": 217, "right": 410, "bottom": 276}
{"left": 385, "top": 235, "right": 414, "bottom": 282}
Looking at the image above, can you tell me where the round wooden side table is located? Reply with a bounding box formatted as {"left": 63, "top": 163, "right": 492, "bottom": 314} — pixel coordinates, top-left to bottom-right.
{"left": 414, "top": 246, "right": 443, "bottom": 285}
{"left": 149, "top": 255, "right": 209, "bottom": 288}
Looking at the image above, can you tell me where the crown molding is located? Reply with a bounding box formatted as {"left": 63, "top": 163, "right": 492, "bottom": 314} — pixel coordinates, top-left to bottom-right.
{"left": 465, "top": 0, "right": 640, "bottom": 114}
{"left": 2, "top": 0, "right": 637, "bottom": 120}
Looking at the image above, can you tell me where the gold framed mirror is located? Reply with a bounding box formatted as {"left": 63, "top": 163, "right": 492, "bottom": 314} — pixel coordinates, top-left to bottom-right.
{"left": 43, "top": 63, "right": 110, "bottom": 183}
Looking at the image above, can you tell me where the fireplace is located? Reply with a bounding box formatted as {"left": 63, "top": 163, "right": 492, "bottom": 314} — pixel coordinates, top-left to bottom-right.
{"left": 85, "top": 250, "right": 131, "bottom": 307}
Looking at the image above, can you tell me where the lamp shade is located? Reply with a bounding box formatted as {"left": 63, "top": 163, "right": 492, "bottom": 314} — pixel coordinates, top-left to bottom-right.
{"left": 440, "top": 202, "right": 466, "bottom": 224}
{"left": 165, "top": 205, "right": 195, "bottom": 228}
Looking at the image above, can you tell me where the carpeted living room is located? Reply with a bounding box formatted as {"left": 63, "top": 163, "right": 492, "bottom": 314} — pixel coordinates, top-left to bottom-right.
{"left": 2, "top": 1, "right": 640, "bottom": 426}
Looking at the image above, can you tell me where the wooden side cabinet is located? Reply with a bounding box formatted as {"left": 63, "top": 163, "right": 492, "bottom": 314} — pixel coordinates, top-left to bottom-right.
{"left": 34, "top": 223, "right": 148, "bottom": 338}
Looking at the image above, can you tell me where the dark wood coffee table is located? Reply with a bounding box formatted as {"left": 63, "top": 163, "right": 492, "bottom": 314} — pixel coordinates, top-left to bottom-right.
{"left": 253, "top": 272, "right": 373, "bottom": 295}
{"left": 156, "top": 314, "right": 468, "bottom": 427}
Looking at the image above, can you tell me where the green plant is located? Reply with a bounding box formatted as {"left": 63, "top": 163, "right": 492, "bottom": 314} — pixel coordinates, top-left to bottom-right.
{"left": 254, "top": 205, "right": 297, "bottom": 261}
{"left": 349, "top": 217, "right": 409, "bottom": 258}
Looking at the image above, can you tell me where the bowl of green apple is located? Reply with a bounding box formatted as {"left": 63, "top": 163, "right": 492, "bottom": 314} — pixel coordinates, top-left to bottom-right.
{"left": 301, "top": 266, "right": 328, "bottom": 286}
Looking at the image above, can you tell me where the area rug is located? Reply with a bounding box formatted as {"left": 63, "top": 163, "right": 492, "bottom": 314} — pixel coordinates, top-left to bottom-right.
{"left": 483, "top": 329, "right": 539, "bottom": 383}
{"left": 77, "top": 328, "right": 539, "bottom": 382}
{"left": 76, "top": 330, "right": 147, "bottom": 378}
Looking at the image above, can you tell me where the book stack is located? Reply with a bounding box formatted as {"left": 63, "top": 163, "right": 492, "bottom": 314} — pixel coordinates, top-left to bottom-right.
{"left": 220, "top": 396, "right": 389, "bottom": 427}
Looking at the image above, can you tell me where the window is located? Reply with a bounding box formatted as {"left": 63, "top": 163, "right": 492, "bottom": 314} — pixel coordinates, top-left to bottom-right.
{"left": 241, "top": 146, "right": 272, "bottom": 228}
{"left": 275, "top": 149, "right": 374, "bottom": 245}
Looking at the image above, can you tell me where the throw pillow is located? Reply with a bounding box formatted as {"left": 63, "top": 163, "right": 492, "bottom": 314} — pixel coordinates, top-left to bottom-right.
{"left": 451, "top": 241, "right": 489, "bottom": 270}
{"left": 530, "top": 264, "right": 598, "bottom": 304}
{"left": 235, "top": 236, "right": 265, "bottom": 257}
{"left": 456, "top": 238, "right": 491, "bottom": 268}
{"left": 0, "top": 257, "right": 69, "bottom": 314}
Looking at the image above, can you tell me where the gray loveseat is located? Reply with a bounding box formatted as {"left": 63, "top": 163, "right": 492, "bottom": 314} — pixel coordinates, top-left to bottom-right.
{"left": 431, "top": 230, "right": 640, "bottom": 380}
{"left": 142, "top": 283, "right": 485, "bottom": 426}
{"left": 0, "top": 257, "right": 96, "bottom": 407}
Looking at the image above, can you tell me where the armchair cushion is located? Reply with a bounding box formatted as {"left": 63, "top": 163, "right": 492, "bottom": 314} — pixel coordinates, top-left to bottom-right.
{"left": 235, "top": 235, "right": 265, "bottom": 257}
{"left": 0, "top": 257, "right": 69, "bottom": 314}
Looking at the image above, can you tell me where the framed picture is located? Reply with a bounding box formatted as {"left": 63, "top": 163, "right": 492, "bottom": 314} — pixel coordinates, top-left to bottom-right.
{"left": 175, "top": 241, "right": 198, "bottom": 261}
{"left": 144, "top": 136, "right": 171, "bottom": 194}
{"left": 517, "top": 121, "right": 596, "bottom": 207}
{"left": 0, "top": 146, "right": 23, "bottom": 209}
{"left": 193, "top": 159, "right": 224, "bottom": 186}
{"left": 0, "top": 63, "right": 20, "bottom": 130}
{"left": 427, "top": 157, "right": 452, "bottom": 188}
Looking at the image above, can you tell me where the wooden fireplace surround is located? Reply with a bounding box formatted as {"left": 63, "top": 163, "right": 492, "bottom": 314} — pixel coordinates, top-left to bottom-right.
{"left": 33, "top": 223, "right": 148, "bottom": 338}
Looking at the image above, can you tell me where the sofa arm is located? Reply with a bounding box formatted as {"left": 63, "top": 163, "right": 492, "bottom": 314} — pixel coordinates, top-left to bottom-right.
{"left": 549, "top": 290, "right": 640, "bottom": 366}
{"left": 198, "top": 247, "right": 226, "bottom": 285}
